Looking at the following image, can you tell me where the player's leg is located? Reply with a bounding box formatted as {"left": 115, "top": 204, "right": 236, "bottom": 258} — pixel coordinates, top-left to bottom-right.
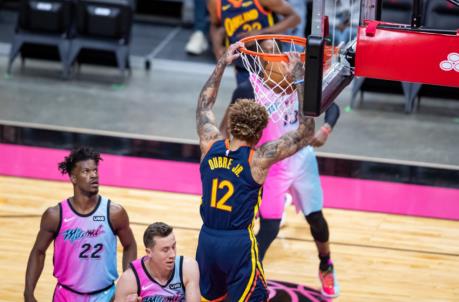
{"left": 256, "top": 215, "right": 281, "bottom": 262}
{"left": 196, "top": 228, "right": 228, "bottom": 301}
{"left": 226, "top": 230, "right": 268, "bottom": 302}
{"left": 256, "top": 167, "right": 292, "bottom": 262}
{"left": 290, "top": 146, "right": 340, "bottom": 298}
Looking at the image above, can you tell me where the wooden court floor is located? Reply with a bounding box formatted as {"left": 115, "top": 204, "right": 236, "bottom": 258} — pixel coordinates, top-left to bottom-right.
{"left": 0, "top": 175, "right": 458, "bottom": 301}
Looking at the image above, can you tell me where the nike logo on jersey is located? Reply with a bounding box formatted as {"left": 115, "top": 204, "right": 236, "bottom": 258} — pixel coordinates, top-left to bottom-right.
{"left": 242, "top": 1, "right": 253, "bottom": 7}
{"left": 222, "top": 4, "right": 231, "bottom": 10}
{"left": 142, "top": 284, "right": 154, "bottom": 291}
{"left": 64, "top": 217, "right": 75, "bottom": 223}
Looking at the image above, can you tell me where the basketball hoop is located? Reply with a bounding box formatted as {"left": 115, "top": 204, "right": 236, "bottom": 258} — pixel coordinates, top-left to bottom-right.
{"left": 239, "top": 34, "right": 307, "bottom": 62}
{"left": 238, "top": 35, "right": 338, "bottom": 122}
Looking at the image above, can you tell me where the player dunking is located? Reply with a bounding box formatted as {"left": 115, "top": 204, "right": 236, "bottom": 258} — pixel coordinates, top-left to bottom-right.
{"left": 114, "top": 222, "right": 201, "bottom": 302}
{"left": 223, "top": 39, "right": 341, "bottom": 298}
{"left": 24, "top": 147, "right": 137, "bottom": 302}
{"left": 195, "top": 42, "right": 315, "bottom": 301}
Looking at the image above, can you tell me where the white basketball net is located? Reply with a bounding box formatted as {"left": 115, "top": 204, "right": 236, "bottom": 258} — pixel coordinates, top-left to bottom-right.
{"left": 239, "top": 37, "right": 305, "bottom": 123}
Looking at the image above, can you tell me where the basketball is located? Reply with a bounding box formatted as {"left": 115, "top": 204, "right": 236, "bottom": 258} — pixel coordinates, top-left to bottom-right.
{"left": 263, "top": 60, "right": 295, "bottom": 95}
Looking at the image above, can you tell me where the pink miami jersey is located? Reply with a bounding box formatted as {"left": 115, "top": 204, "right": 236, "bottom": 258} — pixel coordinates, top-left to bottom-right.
{"left": 53, "top": 196, "right": 118, "bottom": 294}
{"left": 250, "top": 74, "right": 324, "bottom": 219}
{"left": 130, "top": 256, "right": 185, "bottom": 302}
{"left": 250, "top": 74, "right": 300, "bottom": 164}
{"left": 250, "top": 74, "right": 299, "bottom": 142}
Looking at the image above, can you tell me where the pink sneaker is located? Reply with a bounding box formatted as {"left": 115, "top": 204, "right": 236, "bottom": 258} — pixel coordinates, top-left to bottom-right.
{"left": 319, "top": 261, "right": 340, "bottom": 298}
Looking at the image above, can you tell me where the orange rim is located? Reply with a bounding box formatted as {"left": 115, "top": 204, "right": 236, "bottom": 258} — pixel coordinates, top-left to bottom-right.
{"left": 238, "top": 34, "right": 340, "bottom": 64}
{"left": 238, "top": 34, "right": 307, "bottom": 62}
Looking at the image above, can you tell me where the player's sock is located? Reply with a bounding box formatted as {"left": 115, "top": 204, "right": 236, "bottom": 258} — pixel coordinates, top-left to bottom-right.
{"left": 319, "top": 253, "right": 331, "bottom": 271}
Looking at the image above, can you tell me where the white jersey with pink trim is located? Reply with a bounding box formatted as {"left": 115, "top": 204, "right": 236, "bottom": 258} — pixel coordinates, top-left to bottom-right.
{"left": 53, "top": 196, "right": 118, "bottom": 294}
{"left": 249, "top": 74, "right": 324, "bottom": 218}
{"left": 250, "top": 74, "right": 299, "bottom": 142}
{"left": 131, "top": 256, "right": 185, "bottom": 302}
{"left": 250, "top": 74, "right": 300, "bottom": 169}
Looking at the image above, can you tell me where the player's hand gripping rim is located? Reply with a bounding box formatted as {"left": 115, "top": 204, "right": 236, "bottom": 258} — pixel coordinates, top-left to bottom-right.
{"left": 282, "top": 52, "right": 304, "bottom": 84}
{"left": 223, "top": 42, "right": 244, "bottom": 65}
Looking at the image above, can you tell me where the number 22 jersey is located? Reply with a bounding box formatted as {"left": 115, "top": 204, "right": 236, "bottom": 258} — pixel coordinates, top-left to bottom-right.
{"left": 53, "top": 196, "right": 118, "bottom": 294}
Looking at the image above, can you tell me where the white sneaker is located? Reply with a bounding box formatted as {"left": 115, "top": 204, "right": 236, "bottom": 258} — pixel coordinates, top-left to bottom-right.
{"left": 185, "top": 31, "right": 208, "bottom": 55}
{"left": 280, "top": 211, "right": 287, "bottom": 229}
{"left": 280, "top": 193, "right": 293, "bottom": 228}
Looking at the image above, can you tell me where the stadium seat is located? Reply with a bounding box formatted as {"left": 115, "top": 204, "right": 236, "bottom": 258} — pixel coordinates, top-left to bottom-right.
{"left": 67, "top": 0, "right": 134, "bottom": 77}
{"left": 7, "top": 0, "right": 74, "bottom": 77}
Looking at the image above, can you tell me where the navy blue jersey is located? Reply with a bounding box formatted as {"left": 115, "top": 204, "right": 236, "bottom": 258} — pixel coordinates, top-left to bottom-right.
{"left": 217, "top": 0, "right": 274, "bottom": 45}
{"left": 200, "top": 140, "right": 262, "bottom": 230}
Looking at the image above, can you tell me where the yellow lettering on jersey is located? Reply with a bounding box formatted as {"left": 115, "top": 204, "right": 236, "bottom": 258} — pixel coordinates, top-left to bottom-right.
{"left": 228, "top": 158, "right": 233, "bottom": 169}
{"left": 208, "top": 157, "right": 234, "bottom": 170}
{"left": 208, "top": 159, "right": 215, "bottom": 170}
{"left": 232, "top": 164, "right": 244, "bottom": 177}
{"left": 218, "top": 156, "right": 223, "bottom": 168}
{"left": 212, "top": 157, "right": 219, "bottom": 169}
{"left": 224, "top": 8, "right": 259, "bottom": 37}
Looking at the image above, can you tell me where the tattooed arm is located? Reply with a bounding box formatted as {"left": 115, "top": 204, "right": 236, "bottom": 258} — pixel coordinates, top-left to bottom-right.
{"left": 196, "top": 42, "right": 243, "bottom": 159}
{"left": 251, "top": 52, "right": 315, "bottom": 184}
{"left": 251, "top": 116, "right": 315, "bottom": 183}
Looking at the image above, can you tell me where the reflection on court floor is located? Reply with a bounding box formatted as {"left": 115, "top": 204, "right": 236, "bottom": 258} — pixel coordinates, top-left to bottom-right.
{"left": 268, "top": 280, "right": 330, "bottom": 302}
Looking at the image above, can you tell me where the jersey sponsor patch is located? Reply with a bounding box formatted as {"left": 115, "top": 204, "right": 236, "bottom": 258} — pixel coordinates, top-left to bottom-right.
{"left": 169, "top": 283, "right": 181, "bottom": 290}
{"left": 93, "top": 215, "right": 106, "bottom": 221}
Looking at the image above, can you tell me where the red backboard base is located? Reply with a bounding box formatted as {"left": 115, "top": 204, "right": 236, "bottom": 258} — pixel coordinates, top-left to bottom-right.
{"left": 355, "top": 20, "right": 459, "bottom": 88}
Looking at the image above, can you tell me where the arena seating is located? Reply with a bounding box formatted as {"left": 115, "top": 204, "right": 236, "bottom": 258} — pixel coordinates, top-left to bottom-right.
{"left": 7, "top": 0, "right": 73, "bottom": 77}
{"left": 7, "top": 0, "right": 134, "bottom": 78}
{"left": 68, "top": 0, "right": 134, "bottom": 77}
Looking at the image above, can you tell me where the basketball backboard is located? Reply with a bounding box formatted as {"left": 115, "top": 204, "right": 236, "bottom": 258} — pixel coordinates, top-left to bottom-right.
{"left": 236, "top": 0, "right": 382, "bottom": 118}
{"left": 303, "top": 0, "right": 378, "bottom": 116}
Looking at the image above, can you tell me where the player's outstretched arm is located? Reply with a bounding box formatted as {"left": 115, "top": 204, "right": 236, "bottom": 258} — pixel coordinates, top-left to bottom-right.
{"left": 114, "top": 269, "right": 141, "bottom": 302}
{"left": 183, "top": 257, "right": 201, "bottom": 302}
{"left": 196, "top": 42, "right": 243, "bottom": 158}
{"left": 24, "top": 206, "right": 60, "bottom": 302}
